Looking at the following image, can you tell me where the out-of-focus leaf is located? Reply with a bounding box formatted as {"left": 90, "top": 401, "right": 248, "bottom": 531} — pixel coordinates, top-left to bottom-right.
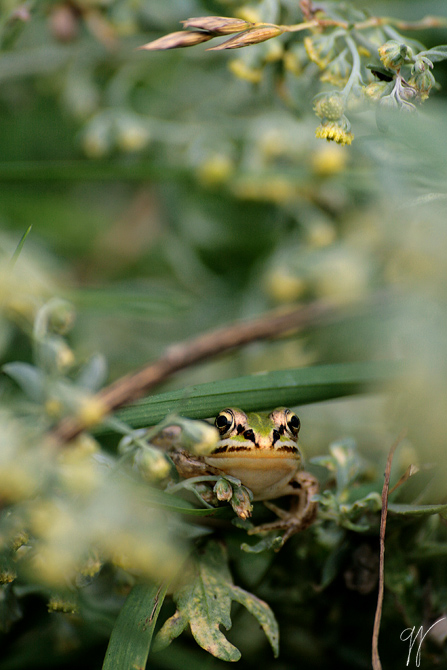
{"left": 143, "top": 485, "right": 227, "bottom": 517}
{"left": 2, "top": 362, "right": 45, "bottom": 402}
{"left": 388, "top": 503, "right": 447, "bottom": 517}
{"left": 76, "top": 353, "right": 108, "bottom": 392}
{"left": 241, "top": 535, "right": 283, "bottom": 553}
{"left": 102, "top": 582, "right": 168, "bottom": 670}
{"left": 153, "top": 540, "right": 279, "bottom": 661}
{"left": 110, "top": 360, "right": 403, "bottom": 431}
{"left": 70, "top": 283, "right": 192, "bottom": 319}
{"left": 0, "top": 584, "right": 22, "bottom": 633}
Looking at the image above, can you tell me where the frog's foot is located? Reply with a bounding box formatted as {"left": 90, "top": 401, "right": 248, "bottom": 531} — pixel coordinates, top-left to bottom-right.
{"left": 247, "top": 474, "right": 319, "bottom": 546}
{"left": 247, "top": 503, "right": 314, "bottom": 546}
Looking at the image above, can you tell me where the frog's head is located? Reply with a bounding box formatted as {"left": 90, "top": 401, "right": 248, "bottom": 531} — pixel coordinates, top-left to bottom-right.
{"left": 213, "top": 407, "right": 300, "bottom": 454}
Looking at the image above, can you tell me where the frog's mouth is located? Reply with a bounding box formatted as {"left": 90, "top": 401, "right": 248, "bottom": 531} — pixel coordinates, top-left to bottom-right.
{"left": 210, "top": 443, "right": 299, "bottom": 455}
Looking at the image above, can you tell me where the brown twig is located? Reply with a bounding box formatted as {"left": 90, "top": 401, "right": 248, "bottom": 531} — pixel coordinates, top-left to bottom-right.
{"left": 51, "top": 299, "right": 336, "bottom": 444}
{"left": 372, "top": 429, "right": 407, "bottom": 670}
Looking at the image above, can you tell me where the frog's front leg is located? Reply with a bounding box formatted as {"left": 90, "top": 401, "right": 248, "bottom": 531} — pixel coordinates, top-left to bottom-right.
{"left": 170, "top": 449, "right": 222, "bottom": 479}
{"left": 248, "top": 471, "right": 319, "bottom": 546}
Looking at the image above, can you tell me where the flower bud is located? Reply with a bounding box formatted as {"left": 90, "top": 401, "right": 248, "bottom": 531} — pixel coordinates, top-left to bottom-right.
{"left": 378, "top": 41, "right": 409, "bottom": 70}
{"left": 230, "top": 485, "right": 253, "bottom": 520}
{"left": 47, "top": 300, "right": 76, "bottom": 335}
{"left": 197, "top": 154, "right": 234, "bottom": 186}
{"left": 115, "top": 115, "right": 151, "bottom": 153}
{"left": 214, "top": 477, "right": 233, "bottom": 502}
{"left": 135, "top": 448, "right": 171, "bottom": 482}
{"left": 314, "top": 93, "right": 345, "bottom": 121}
{"left": 409, "top": 70, "right": 435, "bottom": 100}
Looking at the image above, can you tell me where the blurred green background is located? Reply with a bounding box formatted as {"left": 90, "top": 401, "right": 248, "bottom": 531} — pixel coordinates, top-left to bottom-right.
{"left": 2, "top": 0, "right": 447, "bottom": 668}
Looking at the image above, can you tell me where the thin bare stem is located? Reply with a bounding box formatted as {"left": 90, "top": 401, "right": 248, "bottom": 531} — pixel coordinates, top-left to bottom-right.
{"left": 280, "top": 14, "right": 447, "bottom": 34}
{"left": 50, "top": 299, "right": 336, "bottom": 445}
{"left": 372, "top": 429, "right": 407, "bottom": 670}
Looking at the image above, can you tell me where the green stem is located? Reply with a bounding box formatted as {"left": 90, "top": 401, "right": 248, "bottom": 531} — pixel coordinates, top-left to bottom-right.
{"left": 344, "top": 35, "right": 362, "bottom": 97}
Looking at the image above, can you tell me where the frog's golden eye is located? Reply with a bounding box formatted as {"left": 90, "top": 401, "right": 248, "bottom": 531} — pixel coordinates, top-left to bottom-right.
{"left": 285, "top": 410, "right": 300, "bottom": 437}
{"left": 215, "top": 409, "right": 235, "bottom": 435}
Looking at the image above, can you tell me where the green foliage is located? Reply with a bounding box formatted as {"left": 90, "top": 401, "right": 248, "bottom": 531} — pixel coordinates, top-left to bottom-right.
{"left": 153, "top": 540, "right": 279, "bottom": 661}
{"left": 1, "top": 0, "right": 447, "bottom": 669}
{"left": 103, "top": 583, "right": 168, "bottom": 670}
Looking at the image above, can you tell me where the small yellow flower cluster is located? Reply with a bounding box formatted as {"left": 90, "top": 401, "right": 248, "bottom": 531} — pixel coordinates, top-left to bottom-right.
{"left": 315, "top": 121, "right": 354, "bottom": 146}
{"left": 304, "top": 35, "right": 335, "bottom": 70}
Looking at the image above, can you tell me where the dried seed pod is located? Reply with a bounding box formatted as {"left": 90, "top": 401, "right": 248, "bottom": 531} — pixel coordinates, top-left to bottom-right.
{"left": 138, "top": 30, "right": 214, "bottom": 51}
{"left": 207, "top": 25, "right": 283, "bottom": 51}
{"left": 181, "top": 16, "right": 252, "bottom": 35}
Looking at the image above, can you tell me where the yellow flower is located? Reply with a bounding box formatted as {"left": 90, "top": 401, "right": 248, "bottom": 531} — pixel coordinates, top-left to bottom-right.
{"left": 304, "top": 35, "right": 335, "bottom": 69}
{"left": 229, "top": 58, "right": 263, "bottom": 83}
{"left": 315, "top": 121, "right": 354, "bottom": 146}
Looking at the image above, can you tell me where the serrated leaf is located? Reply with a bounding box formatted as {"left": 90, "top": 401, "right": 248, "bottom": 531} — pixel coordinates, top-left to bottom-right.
{"left": 2, "top": 362, "right": 45, "bottom": 403}
{"left": 153, "top": 540, "right": 278, "bottom": 661}
{"left": 231, "top": 585, "right": 279, "bottom": 656}
{"left": 102, "top": 582, "right": 167, "bottom": 670}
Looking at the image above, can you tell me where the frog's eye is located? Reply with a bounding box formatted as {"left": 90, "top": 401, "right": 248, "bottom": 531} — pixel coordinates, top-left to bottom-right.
{"left": 215, "top": 409, "right": 235, "bottom": 435}
{"left": 285, "top": 410, "right": 300, "bottom": 437}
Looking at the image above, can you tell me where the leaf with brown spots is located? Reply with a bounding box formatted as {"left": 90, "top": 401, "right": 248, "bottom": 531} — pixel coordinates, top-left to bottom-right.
{"left": 153, "top": 540, "right": 279, "bottom": 661}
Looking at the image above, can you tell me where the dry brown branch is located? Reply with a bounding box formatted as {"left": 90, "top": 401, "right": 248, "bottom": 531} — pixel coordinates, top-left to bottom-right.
{"left": 51, "top": 299, "right": 336, "bottom": 444}
{"left": 372, "top": 429, "right": 407, "bottom": 670}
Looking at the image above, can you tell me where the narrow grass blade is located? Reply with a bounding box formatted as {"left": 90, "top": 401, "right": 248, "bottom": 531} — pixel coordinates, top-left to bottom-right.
{"left": 8, "top": 225, "right": 32, "bottom": 269}
{"left": 102, "top": 582, "right": 167, "bottom": 670}
{"left": 108, "top": 360, "right": 403, "bottom": 431}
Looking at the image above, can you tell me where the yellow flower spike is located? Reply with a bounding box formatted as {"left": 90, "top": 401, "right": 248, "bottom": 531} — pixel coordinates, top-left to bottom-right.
{"left": 304, "top": 35, "right": 335, "bottom": 69}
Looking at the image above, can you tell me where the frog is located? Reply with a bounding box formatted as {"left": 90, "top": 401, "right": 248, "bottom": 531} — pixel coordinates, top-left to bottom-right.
{"left": 170, "top": 407, "right": 319, "bottom": 545}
